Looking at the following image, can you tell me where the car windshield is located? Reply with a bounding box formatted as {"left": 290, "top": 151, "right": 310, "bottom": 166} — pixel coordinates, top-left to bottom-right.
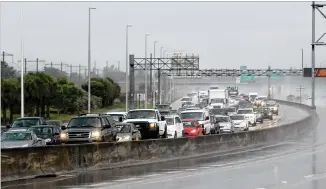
{"left": 216, "top": 117, "right": 229, "bottom": 122}
{"left": 127, "top": 110, "right": 156, "bottom": 119}
{"left": 210, "top": 109, "right": 227, "bottom": 115}
{"left": 238, "top": 110, "right": 253, "bottom": 114}
{"left": 46, "top": 120, "right": 61, "bottom": 127}
{"left": 120, "top": 125, "right": 131, "bottom": 133}
{"left": 257, "top": 97, "right": 266, "bottom": 100}
{"left": 2, "top": 132, "right": 32, "bottom": 141}
{"left": 182, "top": 121, "right": 195, "bottom": 127}
{"left": 180, "top": 112, "right": 203, "bottom": 121}
{"left": 12, "top": 119, "right": 39, "bottom": 128}
{"left": 266, "top": 101, "right": 276, "bottom": 106}
{"left": 107, "top": 114, "right": 123, "bottom": 122}
{"left": 200, "top": 95, "right": 208, "bottom": 99}
{"left": 157, "top": 105, "right": 170, "bottom": 110}
{"left": 226, "top": 108, "right": 236, "bottom": 112}
{"left": 230, "top": 115, "right": 245, "bottom": 120}
{"left": 239, "top": 100, "right": 250, "bottom": 105}
{"left": 165, "top": 118, "right": 174, "bottom": 125}
{"left": 28, "top": 127, "right": 54, "bottom": 135}
{"left": 181, "top": 97, "right": 191, "bottom": 101}
{"left": 67, "top": 117, "right": 101, "bottom": 128}
{"left": 211, "top": 99, "right": 224, "bottom": 103}
{"left": 253, "top": 108, "right": 262, "bottom": 112}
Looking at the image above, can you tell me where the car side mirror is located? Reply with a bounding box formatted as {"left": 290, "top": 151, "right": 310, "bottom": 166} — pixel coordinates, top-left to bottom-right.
{"left": 61, "top": 126, "right": 66, "bottom": 130}
{"left": 6, "top": 124, "right": 11, "bottom": 129}
{"left": 205, "top": 116, "right": 209, "bottom": 120}
{"left": 161, "top": 116, "right": 165, "bottom": 121}
{"left": 119, "top": 117, "right": 123, "bottom": 122}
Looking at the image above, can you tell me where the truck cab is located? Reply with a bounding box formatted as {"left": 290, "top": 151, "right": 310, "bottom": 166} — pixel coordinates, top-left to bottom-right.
{"left": 124, "top": 109, "right": 167, "bottom": 139}
{"left": 179, "top": 110, "right": 213, "bottom": 135}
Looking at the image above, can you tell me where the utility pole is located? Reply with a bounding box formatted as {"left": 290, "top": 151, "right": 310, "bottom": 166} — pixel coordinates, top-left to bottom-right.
{"left": 311, "top": 2, "right": 326, "bottom": 109}
{"left": 1, "top": 51, "right": 14, "bottom": 63}
{"left": 296, "top": 86, "right": 305, "bottom": 104}
{"left": 45, "top": 62, "right": 68, "bottom": 73}
{"left": 18, "top": 58, "right": 45, "bottom": 73}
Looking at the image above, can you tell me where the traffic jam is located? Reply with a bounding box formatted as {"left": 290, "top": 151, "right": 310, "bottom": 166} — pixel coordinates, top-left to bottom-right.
{"left": 0, "top": 86, "right": 280, "bottom": 149}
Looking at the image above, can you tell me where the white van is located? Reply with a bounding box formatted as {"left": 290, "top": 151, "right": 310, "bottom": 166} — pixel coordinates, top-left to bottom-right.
{"left": 179, "top": 110, "right": 213, "bottom": 135}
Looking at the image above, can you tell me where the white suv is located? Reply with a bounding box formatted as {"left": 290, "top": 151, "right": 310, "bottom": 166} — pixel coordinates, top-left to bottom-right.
{"left": 237, "top": 108, "right": 257, "bottom": 126}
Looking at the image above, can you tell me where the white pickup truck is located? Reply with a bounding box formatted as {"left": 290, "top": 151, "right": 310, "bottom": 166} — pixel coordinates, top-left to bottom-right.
{"left": 237, "top": 108, "right": 257, "bottom": 126}
{"left": 124, "top": 109, "right": 167, "bottom": 139}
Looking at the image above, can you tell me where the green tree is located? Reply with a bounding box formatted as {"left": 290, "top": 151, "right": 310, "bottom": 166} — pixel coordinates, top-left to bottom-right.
{"left": 53, "top": 77, "right": 84, "bottom": 114}
{"left": 1, "top": 61, "right": 17, "bottom": 78}
{"left": 1, "top": 78, "right": 20, "bottom": 123}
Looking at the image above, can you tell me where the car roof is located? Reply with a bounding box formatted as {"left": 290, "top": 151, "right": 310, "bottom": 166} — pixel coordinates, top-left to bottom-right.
{"left": 29, "top": 125, "right": 58, "bottom": 128}
{"left": 17, "top": 117, "right": 42, "bottom": 120}
{"left": 129, "top": 109, "right": 156, "bottom": 112}
{"left": 215, "top": 115, "right": 229, "bottom": 118}
{"left": 182, "top": 119, "right": 198, "bottom": 122}
{"left": 5, "top": 130, "right": 33, "bottom": 133}
{"left": 238, "top": 108, "right": 253, "bottom": 110}
{"left": 181, "top": 110, "right": 206, "bottom": 113}
{"left": 104, "top": 112, "right": 127, "bottom": 115}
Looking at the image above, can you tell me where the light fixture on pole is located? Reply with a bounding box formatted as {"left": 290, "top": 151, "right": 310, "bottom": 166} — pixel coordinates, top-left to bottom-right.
{"left": 125, "top": 24, "right": 132, "bottom": 112}
{"left": 144, "top": 33, "right": 151, "bottom": 108}
{"left": 88, "top": 7, "right": 96, "bottom": 113}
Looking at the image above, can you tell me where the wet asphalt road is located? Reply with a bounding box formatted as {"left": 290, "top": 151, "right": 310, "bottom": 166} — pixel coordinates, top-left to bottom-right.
{"left": 1, "top": 99, "right": 310, "bottom": 189}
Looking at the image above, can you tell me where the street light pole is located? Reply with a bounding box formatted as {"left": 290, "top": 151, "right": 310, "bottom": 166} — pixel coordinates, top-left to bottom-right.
{"left": 88, "top": 7, "right": 96, "bottom": 113}
{"left": 20, "top": 4, "right": 24, "bottom": 117}
{"left": 144, "top": 33, "right": 151, "bottom": 108}
{"left": 153, "top": 40, "right": 158, "bottom": 108}
{"left": 125, "top": 24, "right": 132, "bottom": 112}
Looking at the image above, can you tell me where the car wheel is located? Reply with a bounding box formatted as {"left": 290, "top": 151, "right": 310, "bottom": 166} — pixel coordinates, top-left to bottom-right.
{"left": 276, "top": 112, "right": 279, "bottom": 116}
{"left": 135, "top": 136, "right": 140, "bottom": 141}
{"left": 270, "top": 116, "right": 273, "bottom": 120}
{"left": 261, "top": 120, "right": 264, "bottom": 124}
{"left": 252, "top": 122, "right": 256, "bottom": 126}
{"left": 174, "top": 131, "right": 177, "bottom": 138}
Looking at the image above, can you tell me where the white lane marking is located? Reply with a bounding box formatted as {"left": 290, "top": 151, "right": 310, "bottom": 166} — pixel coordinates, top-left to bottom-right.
{"left": 304, "top": 174, "right": 313, "bottom": 178}
{"left": 255, "top": 188, "right": 267, "bottom": 189}
{"left": 281, "top": 181, "right": 288, "bottom": 184}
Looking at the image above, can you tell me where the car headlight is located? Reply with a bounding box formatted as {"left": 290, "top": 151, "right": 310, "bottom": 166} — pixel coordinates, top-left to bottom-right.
{"left": 123, "top": 135, "right": 131, "bottom": 140}
{"left": 149, "top": 123, "right": 156, "bottom": 128}
{"left": 21, "top": 144, "right": 28, "bottom": 147}
{"left": 91, "top": 131, "right": 100, "bottom": 138}
{"left": 60, "top": 133, "right": 68, "bottom": 139}
{"left": 45, "top": 138, "right": 51, "bottom": 143}
{"left": 190, "top": 129, "right": 197, "bottom": 133}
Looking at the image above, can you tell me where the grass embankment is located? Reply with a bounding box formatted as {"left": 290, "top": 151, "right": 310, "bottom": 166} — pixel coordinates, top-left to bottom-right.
{"left": 3, "top": 103, "right": 126, "bottom": 121}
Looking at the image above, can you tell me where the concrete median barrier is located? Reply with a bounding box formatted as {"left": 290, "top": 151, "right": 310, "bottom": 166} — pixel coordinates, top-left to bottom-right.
{"left": 1, "top": 100, "right": 318, "bottom": 182}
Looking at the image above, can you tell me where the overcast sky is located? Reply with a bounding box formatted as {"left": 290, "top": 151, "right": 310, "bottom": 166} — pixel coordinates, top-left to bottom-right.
{"left": 1, "top": 1, "right": 326, "bottom": 72}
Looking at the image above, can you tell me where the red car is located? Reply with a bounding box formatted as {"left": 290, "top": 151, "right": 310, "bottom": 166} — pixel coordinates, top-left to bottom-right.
{"left": 182, "top": 119, "right": 203, "bottom": 137}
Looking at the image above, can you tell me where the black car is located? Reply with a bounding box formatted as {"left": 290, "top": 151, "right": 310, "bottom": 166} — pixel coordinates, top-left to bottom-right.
{"left": 262, "top": 107, "right": 273, "bottom": 120}
{"left": 60, "top": 114, "right": 119, "bottom": 143}
{"left": 46, "top": 120, "right": 67, "bottom": 127}
{"left": 253, "top": 108, "right": 264, "bottom": 123}
{"left": 27, "top": 125, "right": 62, "bottom": 145}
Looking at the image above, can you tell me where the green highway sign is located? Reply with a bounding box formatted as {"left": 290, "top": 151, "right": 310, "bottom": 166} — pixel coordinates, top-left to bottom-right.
{"left": 240, "top": 74, "right": 255, "bottom": 81}
{"left": 271, "top": 73, "right": 280, "bottom": 79}
{"left": 240, "top": 66, "right": 247, "bottom": 70}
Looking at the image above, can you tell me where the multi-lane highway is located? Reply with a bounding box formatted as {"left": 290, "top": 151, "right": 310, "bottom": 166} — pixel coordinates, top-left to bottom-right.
{"left": 1, "top": 84, "right": 314, "bottom": 189}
